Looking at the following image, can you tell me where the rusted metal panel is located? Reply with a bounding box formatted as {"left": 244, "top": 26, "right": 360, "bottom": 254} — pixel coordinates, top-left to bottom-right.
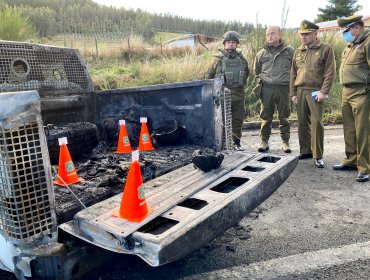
{"left": 0, "top": 41, "right": 94, "bottom": 124}
{"left": 93, "top": 79, "right": 229, "bottom": 150}
{"left": 0, "top": 91, "right": 57, "bottom": 245}
{"left": 0, "top": 41, "right": 93, "bottom": 96}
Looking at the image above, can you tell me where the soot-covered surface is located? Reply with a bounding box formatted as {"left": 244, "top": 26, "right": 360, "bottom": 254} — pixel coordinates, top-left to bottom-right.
{"left": 52, "top": 142, "right": 202, "bottom": 224}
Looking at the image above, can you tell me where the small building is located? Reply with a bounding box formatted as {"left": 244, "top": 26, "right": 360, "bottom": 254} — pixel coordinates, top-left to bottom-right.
{"left": 163, "top": 34, "right": 219, "bottom": 49}
{"left": 317, "top": 15, "right": 370, "bottom": 32}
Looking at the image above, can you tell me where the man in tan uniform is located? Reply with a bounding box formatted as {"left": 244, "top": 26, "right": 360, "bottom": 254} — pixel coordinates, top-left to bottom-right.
{"left": 333, "top": 15, "right": 369, "bottom": 182}
{"left": 254, "top": 26, "right": 295, "bottom": 153}
{"left": 207, "top": 31, "right": 249, "bottom": 150}
{"left": 290, "top": 20, "right": 336, "bottom": 168}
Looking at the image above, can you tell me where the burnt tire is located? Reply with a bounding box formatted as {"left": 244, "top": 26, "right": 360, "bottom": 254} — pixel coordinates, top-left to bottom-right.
{"left": 46, "top": 122, "right": 99, "bottom": 165}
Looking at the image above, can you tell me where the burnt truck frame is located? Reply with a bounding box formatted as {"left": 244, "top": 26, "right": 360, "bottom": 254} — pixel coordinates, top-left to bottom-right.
{"left": 0, "top": 41, "right": 297, "bottom": 279}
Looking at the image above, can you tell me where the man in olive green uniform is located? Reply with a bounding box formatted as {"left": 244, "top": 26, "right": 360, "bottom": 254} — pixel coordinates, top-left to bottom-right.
{"left": 254, "top": 26, "right": 295, "bottom": 153}
{"left": 333, "top": 15, "right": 369, "bottom": 182}
{"left": 207, "top": 31, "right": 249, "bottom": 150}
{"left": 290, "top": 20, "right": 336, "bottom": 168}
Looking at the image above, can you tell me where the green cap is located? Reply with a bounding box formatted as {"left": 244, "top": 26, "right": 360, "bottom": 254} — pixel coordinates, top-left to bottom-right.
{"left": 337, "top": 15, "right": 363, "bottom": 31}
{"left": 298, "top": 20, "right": 319, "bottom": 34}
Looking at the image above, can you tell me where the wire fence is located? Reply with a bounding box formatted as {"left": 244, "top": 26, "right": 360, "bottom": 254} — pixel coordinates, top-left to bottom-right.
{"left": 48, "top": 33, "right": 145, "bottom": 60}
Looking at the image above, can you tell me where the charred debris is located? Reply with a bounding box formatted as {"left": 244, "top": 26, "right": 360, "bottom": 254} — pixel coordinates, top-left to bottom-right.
{"left": 48, "top": 121, "right": 203, "bottom": 224}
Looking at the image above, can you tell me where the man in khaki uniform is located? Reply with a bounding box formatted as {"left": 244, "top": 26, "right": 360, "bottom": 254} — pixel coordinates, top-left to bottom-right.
{"left": 290, "top": 20, "right": 336, "bottom": 168}
{"left": 333, "top": 15, "right": 369, "bottom": 182}
{"left": 254, "top": 26, "right": 295, "bottom": 153}
{"left": 207, "top": 31, "right": 249, "bottom": 150}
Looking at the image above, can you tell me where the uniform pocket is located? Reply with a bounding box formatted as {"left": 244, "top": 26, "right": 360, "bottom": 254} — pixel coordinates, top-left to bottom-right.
{"left": 347, "top": 48, "right": 366, "bottom": 64}
{"left": 239, "top": 71, "right": 246, "bottom": 86}
{"left": 225, "top": 72, "right": 234, "bottom": 83}
{"left": 295, "top": 57, "right": 304, "bottom": 68}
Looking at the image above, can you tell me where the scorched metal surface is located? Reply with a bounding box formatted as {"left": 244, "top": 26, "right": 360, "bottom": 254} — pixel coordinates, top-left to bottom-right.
{"left": 60, "top": 151, "right": 298, "bottom": 266}
{"left": 54, "top": 144, "right": 203, "bottom": 224}
{"left": 0, "top": 40, "right": 297, "bottom": 279}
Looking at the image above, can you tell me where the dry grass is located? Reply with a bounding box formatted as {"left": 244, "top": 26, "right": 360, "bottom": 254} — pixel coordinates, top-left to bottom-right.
{"left": 139, "top": 52, "right": 210, "bottom": 84}
{"left": 80, "top": 36, "right": 147, "bottom": 60}
{"left": 46, "top": 35, "right": 147, "bottom": 60}
{"left": 64, "top": 30, "right": 346, "bottom": 117}
{"left": 88, "top": 47, "right": 214, "bottom": 90}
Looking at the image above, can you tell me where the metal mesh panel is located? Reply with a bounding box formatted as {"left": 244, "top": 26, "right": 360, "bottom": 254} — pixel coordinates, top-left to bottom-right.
{"left": 0, "top": 40, "right": 93, "bottom": 95}
{"left": 0, "top": 117, "right": 55, "bottom": 244}
{"left": 221, "top": 88, "right": 233, "bottom": 150}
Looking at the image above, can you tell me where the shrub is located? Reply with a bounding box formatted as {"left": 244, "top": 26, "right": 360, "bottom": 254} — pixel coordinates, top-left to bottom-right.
{"left": 0, "top": 6, "right": 35, "bottom": 41}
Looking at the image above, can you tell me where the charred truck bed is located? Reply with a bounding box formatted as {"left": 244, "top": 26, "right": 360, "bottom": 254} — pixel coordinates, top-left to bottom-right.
{"left": 0, "top": 40, "right": 229, "bottom": 223}
{"left": 61, "top": 151, "right": 297, "bottom": 266}
{"left": 55, "top": 144, "right": 203, "bottom": 224}
{"left": 0, "top": 40, "right": 297, "bottom": 280}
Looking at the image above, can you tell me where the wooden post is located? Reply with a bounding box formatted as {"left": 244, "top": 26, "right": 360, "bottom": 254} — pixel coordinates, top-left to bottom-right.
{"left": 95, "top": 37, "right": 99, "bottom": 60}
{"left": 160, "top": 37, "right": 163, "bottom": 55}
{"left": 127, "top": 37, "right": 131, "bottom": 61}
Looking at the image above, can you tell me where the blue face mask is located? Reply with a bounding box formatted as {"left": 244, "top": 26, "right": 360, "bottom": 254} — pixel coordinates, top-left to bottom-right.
{"left": 342, "top": 31, "right": 354, "bottom": 42}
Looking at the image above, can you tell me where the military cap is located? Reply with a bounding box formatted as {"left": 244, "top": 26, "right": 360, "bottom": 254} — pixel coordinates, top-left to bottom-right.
{"left": 337, "top": 15, "right": 363, "bottom": 31}
{"left": 223, "top": 31, "right": 240, "bottom": 44}
{"left": 298, "top": 20, "right": 319, "bottom": 34}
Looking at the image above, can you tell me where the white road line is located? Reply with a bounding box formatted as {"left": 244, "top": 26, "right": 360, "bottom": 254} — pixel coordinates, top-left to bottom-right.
{"left": 187, "top": 241, "right": 370, "bottom": 279}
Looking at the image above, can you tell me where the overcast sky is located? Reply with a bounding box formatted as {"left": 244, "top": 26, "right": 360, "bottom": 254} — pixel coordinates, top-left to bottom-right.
{"left": 92, "top": 0, "right": 369, "bottom": 28}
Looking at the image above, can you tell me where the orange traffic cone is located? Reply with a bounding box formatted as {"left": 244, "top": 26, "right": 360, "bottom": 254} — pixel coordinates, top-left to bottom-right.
{"left": 115, "top": 150, "right": 152, "bottom": 222}
{"left": 138, "top": 117, "right": 154, "bottom": 151}
{"left": 116, "top": 120, "right": 132, "bottom": 154}
{"left": 53, "top": 137, "right": 81, "bottom": 186}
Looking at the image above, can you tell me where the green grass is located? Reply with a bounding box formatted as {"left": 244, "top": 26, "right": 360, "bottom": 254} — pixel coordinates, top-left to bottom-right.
{"left": 0, "top": 6, "right": 35, "bottom": 41}
{"left": 87, "top": 48, "right": 212, "bottom": 89}
{"left": 153, "top": 31, "right": 185, "bottom": 45}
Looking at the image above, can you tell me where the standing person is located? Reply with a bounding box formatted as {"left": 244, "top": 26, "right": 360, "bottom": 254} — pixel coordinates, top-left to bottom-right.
{"left": 333, "top": 15, "right": 369, "bottom": 182}
{"left": 290, "top": 20, "right": 336, "bottom": 168}
{"left": 207, "top": 31, "right": 249, "bottom": 150}
{"left": 254, "top": 26, "right": 295, "bottom": 153}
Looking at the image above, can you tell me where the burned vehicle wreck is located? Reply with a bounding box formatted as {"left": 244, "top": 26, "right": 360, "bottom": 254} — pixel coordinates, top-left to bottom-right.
{"left": 0, "top": 40, "right": 298, "bottom": 279}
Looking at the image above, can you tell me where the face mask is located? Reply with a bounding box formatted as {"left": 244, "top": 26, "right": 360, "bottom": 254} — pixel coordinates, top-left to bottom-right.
{"left": 342, "top": 31, "right": 354, "bottom": 42}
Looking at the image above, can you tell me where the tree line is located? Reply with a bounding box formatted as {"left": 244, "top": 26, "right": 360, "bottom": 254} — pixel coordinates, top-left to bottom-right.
{"left": 1, "top": 0, "right": 254, "bottom": 40}
{"left": 0, "top": 0, "right": 361, "bottom": 40}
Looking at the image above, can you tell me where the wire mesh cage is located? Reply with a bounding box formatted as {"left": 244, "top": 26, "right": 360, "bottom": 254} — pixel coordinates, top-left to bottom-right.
{"left": 221, "top": 88, "right": 233, "bottom": 150}
{"left": 0, "top": 91, "right": 57, "bottom": 244}
{"left": 0, "top": 40, "right": 93, "bottom": 96}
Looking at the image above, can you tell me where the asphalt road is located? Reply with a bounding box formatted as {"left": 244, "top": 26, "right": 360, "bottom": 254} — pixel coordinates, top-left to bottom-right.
{"left": 1, "top": 124, "right": 370, "bottom": 279}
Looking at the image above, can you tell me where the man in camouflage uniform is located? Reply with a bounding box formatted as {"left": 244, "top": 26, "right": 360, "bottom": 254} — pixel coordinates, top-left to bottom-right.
{"left": 290, "top": 20, "right": 336, "bottom": 168}
{"left": 254, "top": 26, "right": 295, "bottom": 153}
{"left": 207, "top": 31, "right": 249, "bottom": 150}
{"left": 333, "top": 15, "right": 369, "bottom": 182}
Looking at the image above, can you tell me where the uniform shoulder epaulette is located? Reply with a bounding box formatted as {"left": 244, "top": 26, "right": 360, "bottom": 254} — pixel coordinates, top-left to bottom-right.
{"left": 236, "top": 50, "right": 247, "bottom": 60}
{"left": 212, "top": 53, "right": 225, "bottom": 58}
